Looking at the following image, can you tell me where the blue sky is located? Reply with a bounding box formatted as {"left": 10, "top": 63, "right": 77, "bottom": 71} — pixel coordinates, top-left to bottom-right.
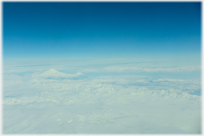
{"left": 3, "top": 2, "right": 201, "bottom": 59}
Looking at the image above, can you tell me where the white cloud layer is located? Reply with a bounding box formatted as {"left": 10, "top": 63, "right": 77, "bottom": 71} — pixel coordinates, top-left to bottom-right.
{"left": 104, "top": 65, "right": 201, "bottom": 72}
{"left": 3, "top": 58, "right": 202, "bottom": 134}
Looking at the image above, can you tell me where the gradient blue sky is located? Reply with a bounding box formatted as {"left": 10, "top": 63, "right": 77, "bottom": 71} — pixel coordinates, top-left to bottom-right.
{"left": 3, "top": 2, "right": 201, "bottom": 59}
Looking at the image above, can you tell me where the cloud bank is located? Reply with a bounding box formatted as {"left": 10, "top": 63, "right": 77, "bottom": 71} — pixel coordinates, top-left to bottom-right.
{"left": 3, "top": 58, "right": 201, "bottom": 134}
{"left": 104, "top": 65, "right": 201, "bottom": 72}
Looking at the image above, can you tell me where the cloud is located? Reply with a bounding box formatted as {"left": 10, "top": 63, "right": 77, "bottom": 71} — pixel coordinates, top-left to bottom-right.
{"left": 152, "top": 78, "right": 186, "bottom": 82}
{"left": 3, "top": 75, "right": 201, "bottom": 105}
{"left": 3, "top": 75, "right": 201, "bottom": 133}
{"left": 104, "top": 65, "right": 201, "bottom": 72}
{"left": 3, "top": 58, "right": 201, "bottom": 134}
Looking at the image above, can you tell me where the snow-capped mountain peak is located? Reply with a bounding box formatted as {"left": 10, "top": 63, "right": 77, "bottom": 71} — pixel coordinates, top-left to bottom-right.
{"left": 40, "top": 69, "right": 84, "bottom": 78}
{"left": 40, "top": 69, "right": 68, "bottom": 78}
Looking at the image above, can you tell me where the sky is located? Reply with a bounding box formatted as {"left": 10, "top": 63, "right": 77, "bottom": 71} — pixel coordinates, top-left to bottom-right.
{"left": 3, "top": 2, "right": 201, "bottom": 59}
{"left": 2, "top": 2, "right": 202, "bottom": 134}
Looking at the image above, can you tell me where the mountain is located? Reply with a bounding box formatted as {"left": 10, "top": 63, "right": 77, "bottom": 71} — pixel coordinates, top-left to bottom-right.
{"left": 40, "top": 69, "right": 84, "bottom": 78}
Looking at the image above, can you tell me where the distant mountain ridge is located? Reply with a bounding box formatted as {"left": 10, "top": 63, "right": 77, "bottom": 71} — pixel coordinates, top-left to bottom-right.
{"left": 40, "top": 69, "right": 84, "bottom": 78}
